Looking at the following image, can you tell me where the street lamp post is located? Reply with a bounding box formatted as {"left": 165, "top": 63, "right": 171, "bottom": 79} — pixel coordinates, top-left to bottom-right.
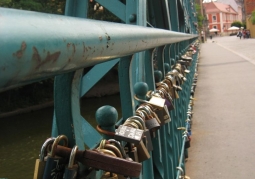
{"left": 203, "top": 19, "right": 209, "bottom": 42}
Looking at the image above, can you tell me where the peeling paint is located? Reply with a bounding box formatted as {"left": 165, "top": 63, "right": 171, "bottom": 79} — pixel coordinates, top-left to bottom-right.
{"left": 13, "top": 41, "right": 27, "bottom": 59}
{"left": 32, "top": 47, "right": 41, "bottom": 63}
{"left": 32, "top": 46, "right": 61, "bottom": 69}
{"left": 72, "top": 44, "right": 76, "bottom": 53}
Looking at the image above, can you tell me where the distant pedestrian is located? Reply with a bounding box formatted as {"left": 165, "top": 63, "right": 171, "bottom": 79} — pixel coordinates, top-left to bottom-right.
{"left": 247, "top": 30, "right": 250, "bottom": 38}
{"left": 237, "top": 31, "right": 242, "bottom": 39}
{"left": 243, "top": 30, "right": 246, "bottom": 39}
{"left": 201, "top": 31, "right": 204, "bottom": 43}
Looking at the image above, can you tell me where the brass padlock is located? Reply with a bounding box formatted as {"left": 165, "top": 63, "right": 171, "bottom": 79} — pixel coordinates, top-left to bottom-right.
{"left": 97, "top": 139, "right": 122, "bottom": 158}
{"left": 101, "top": 172, "right": 118, "bottom": 179}
{"left": 125, "top": 143, "right": 139, "bottom": 162}
{"left": 165, "top": 76, "right": 179, "bottom": 99}
{"left": 33, "top": 137, "right": 55, "bottom": 179}
{"left": 108, "top": 139, "right": 127, "bottom": 159}
{"left": 144, "top": 105, "right": 162, "bottom": 125}
{"left": 134, "top": 94, "right": 165, "bottom": 110}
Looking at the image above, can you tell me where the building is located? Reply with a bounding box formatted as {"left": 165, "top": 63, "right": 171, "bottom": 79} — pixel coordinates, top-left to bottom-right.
{"left": 203, "top": 1, "right": 238, "bottom": 34}
{"left": 216, "top": 0, "right": 244, "bottom": 22}
{"left": 244, "top": 0, "right": 255, "bottom": 38}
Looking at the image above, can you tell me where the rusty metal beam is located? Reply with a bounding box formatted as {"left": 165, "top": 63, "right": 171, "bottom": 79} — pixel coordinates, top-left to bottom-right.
{"left": 0, "top": 8, "right": 197, "bottom": 92}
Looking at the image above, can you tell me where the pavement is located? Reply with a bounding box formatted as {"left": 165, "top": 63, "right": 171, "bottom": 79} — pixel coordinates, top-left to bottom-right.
{"left": 185, "top": 36, "right": 255, "bottom": 178}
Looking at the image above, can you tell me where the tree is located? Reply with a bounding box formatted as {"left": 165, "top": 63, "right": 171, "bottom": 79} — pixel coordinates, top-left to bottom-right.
{"left": 0, "top": 0, "right": 65, "bottom": 14}
{"left": 231, "top": 21, "right": 242, "bottom": 28}
{"left": 195, "top": 3, "right": 205, "bottom": 30}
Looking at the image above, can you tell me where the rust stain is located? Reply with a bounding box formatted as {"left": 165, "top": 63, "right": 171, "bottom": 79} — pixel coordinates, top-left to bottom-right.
{"left": 32, "top": 47, "right": 61, "bottom": 69}
{"left": 32, "top": 47, "right": 41, "bottom": 63}
{"left": 105, "top": 33, "right": 111, "bottom": 41}
{"left": 83, "top": 42, "right": 86, "bottom": 52}
{"left": 13, "top": 41, "right": 27, "bottom": 59}
{"left": 72, "top": 44, "right": 76, "bottom": 53}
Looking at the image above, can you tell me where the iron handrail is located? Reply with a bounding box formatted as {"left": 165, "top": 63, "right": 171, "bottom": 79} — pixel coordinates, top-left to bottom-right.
{"left": 0, "top": 7, "right": 197, "bottom": 92}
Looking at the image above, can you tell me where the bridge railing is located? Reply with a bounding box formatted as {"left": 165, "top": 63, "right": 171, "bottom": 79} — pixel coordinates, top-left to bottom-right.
{"left": 0, "top": 0, "right": 199, "bottom": 178}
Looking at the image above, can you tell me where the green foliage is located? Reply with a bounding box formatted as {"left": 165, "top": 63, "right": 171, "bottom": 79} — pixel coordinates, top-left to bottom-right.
{"left": 231, "top": 21, "right": 242, "bottom": 28}
{"left": 195, "top": 3, "right": 205, "bottom": 29}
{"left": 0, "top": 0, "right": 65, "bottom": 14}
{"left": 252, "top": 10, "right": 255, "bottom": 25}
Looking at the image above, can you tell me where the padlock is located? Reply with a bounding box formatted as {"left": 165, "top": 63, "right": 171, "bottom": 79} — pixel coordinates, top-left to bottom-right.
{"left": 125, "top": 143, "right": 139, "bottom": 162}
{"left": 154, "top": 104, "right": 171, "bottom": 125}
{"left": 115, "top": 125, "right": 144, "bottom": 144}
{"left": 63, "top": 145, "right": 79, "bottom": 179}
{"left": 131, "top": 115, "right": 153, "bottom": 151}
{"left": 123, "top": 117, "right": 150, "bottom": 161}
{"left": 43, "top": 135, "right": 68, "bottom": 179}
{"left": 135, "top": 140, "right": 150, "bottom": 163}
{"left": 136, "top": 107, "right": 160, "bottom": 132}
{"left": 150, "top": 90, "right": 171, "bottom": 125}
{"left": 161, "top": 89, "right": 174, "bottom": 111}
{"left": 134, "top": 94, "right": 165, "bottom": 110}
{"left": 97, "top": 140, "right": 122, "bottom": 158}
{"left": 165, "top": 76, "right": 180, "bottom": 99}
{"left": 101, "top": 172, "right": 118, "bottom": 179}
{"left": 143, "top": 105, "right": 162, "bottom": 124}
{"left": 159, "top": 80, "right": 175, "bottom": 99}
{"left": 33, "top": 137, "right": 55, "bottom": 179}
{"left": 157, "top": 87, "right": 174, "bottom": 111}
{"left": 108, "top": 139, "right": 127, "bottom": 159}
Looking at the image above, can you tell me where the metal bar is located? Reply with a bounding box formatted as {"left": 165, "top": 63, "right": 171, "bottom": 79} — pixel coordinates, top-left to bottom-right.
{"left": 80, "top": 59, "right": 119, "bottom": 97}
{"left": 0, "top": 8, "right": 197, "bottom": 92}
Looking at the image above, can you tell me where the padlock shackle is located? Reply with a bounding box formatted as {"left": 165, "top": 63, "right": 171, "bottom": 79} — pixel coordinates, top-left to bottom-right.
{"left": 68, "top": 145, "right": 78, "bottom": 168}
{"left": 128, "top": 116, "right": 146, "bottom": 130}
{"left": 40, "top": 137, "right": 55, "bottom": 161}
{"left": 51, "top": 135, "right": 68, "bottom": 157}
{"left": 108, "top": 139, "right": 127, "bottom": 159}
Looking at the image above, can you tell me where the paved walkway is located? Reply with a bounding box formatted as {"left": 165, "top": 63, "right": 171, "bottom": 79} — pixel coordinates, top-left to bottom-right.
{"left": 186, "top": 36, "right": 255, "bottom": 178}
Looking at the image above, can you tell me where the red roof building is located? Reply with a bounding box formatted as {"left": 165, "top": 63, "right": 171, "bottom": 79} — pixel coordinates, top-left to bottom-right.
{"left": 204, "top": 2, "right": 238, "bottom": 33}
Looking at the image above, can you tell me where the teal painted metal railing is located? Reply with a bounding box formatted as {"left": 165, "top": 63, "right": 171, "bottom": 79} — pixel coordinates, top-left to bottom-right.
{"left": 0, "top": 0, "right": 199, "bottom": 178}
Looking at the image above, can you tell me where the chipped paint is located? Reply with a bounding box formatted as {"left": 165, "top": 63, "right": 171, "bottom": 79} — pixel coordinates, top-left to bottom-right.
{"left": 13, "top": 41, "right": 26, "bottom": 59}
{"left": 32, "top": 46, "right": 61, "bottom": 69}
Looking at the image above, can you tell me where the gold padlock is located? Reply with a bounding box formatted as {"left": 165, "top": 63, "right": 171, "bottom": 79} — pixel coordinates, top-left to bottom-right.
{"left": 101, "top": 172, "right": 118, "bottom": 179}
{"left": 134, "top": 94, "right": 165, "bottom": 110}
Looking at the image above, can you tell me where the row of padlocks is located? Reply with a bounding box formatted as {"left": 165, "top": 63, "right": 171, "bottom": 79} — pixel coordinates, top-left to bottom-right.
{"left": 33, "top": 42, "right": 199, "bottom": 179}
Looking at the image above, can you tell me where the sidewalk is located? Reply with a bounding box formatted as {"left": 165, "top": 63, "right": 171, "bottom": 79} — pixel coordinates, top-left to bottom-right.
{"left": 186, "top": 36, "right": 255, "bottom": 178}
